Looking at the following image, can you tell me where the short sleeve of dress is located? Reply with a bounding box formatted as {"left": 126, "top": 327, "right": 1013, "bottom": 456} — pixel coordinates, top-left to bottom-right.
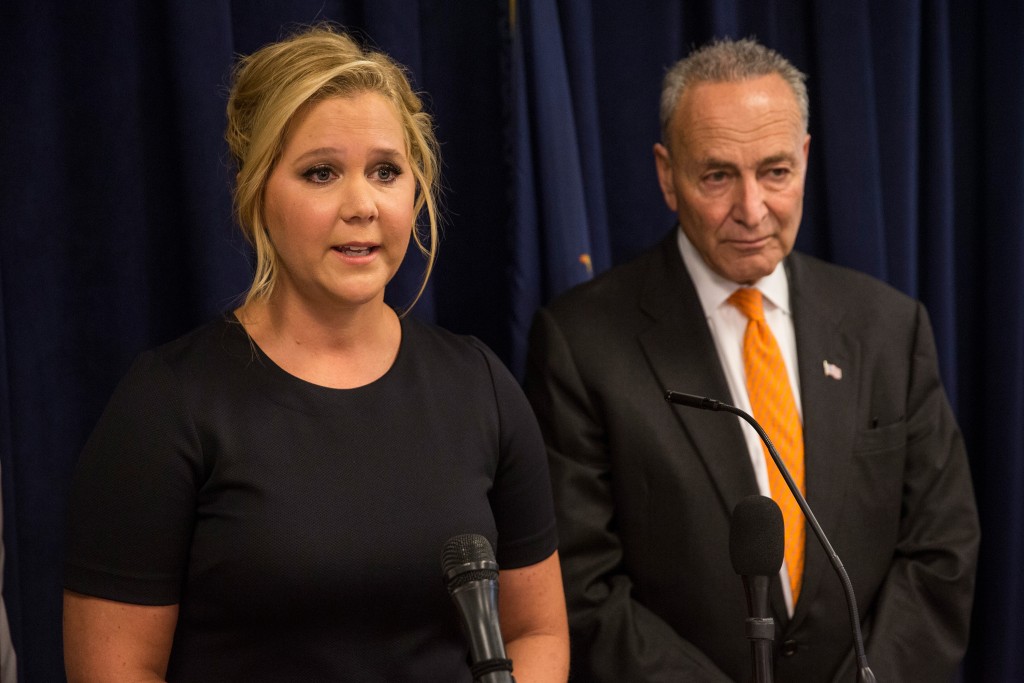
{"left": 64, "top": 350, "right": 203, "bottom": 605}
{"left": 473, "top": 340, "right": 558, "bottom": 570}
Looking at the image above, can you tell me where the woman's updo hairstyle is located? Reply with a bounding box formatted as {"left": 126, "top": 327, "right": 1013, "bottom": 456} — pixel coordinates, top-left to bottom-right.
{"left": 226, "top": 24, "right": 440, "bottom": 309}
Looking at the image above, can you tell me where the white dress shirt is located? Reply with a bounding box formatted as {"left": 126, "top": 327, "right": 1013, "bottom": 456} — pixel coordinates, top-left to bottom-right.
{"left": 677, "top": 228, "right": 803, "bottom": 615}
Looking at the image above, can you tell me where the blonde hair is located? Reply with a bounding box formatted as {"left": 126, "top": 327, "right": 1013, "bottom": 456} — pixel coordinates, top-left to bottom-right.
{"left": 226, "top": 24, "right": 441, "bottom": 311}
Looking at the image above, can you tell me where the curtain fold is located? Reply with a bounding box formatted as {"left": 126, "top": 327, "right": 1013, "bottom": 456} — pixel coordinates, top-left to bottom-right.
{"left": 510, "top": 0, "right": 606, "bottom": 376}
{"left": 966, "top": 2, "right": 1024, "bottom": 679}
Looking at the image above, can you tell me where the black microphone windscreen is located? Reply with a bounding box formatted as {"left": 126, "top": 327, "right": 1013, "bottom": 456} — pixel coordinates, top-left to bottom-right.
{"left": 730, "top": 495, "right": 785, "bottom": 577}
{"left": 442, "top": 534, "right": 499, "bottom": 592}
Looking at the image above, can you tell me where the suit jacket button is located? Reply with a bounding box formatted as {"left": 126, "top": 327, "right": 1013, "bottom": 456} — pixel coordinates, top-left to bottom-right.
{"left": 781, "top": 639, "right": 799, "bottom": 657}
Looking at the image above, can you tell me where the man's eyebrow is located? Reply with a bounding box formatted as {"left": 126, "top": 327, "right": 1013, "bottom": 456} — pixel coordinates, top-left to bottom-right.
{"left": 698, "top": 156, "right": 738, "bottom": 169}
{"left": 693, "top": 152, "right": 798, "bottom": 170}
{"left": 760, "top": 153, "right": 798, "bottom": 166}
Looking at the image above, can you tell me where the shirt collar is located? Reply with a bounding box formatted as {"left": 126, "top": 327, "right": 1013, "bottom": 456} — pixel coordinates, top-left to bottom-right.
{"left": 676, "top": 226, "right": 792, "bottom": 317}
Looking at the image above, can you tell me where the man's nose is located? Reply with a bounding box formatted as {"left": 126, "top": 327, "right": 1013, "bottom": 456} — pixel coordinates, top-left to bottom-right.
{"left": 731, "top": 176, "right": 768, "bottom": 227}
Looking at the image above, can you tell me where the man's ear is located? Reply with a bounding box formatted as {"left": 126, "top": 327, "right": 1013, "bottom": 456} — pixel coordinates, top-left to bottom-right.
{"left": 653, "top": 142, "right": 678, "bottom": 212}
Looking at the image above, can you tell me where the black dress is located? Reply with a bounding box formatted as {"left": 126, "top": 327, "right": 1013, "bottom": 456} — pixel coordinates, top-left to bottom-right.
{"left": 65, "top": 314, "right": 557, "bottom": 682}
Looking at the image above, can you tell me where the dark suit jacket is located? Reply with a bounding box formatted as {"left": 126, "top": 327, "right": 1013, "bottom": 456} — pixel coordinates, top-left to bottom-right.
{"left": 524, "top": 230, "right": 979, "bottom": 682}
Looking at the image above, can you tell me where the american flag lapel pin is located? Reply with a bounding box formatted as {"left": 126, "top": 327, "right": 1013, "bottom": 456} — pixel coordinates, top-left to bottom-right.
{"left": 823, "top": 360, "right": 843, "bottom": 380}
{"left": 819, "top": 360, "right": 843, "bottom": 382}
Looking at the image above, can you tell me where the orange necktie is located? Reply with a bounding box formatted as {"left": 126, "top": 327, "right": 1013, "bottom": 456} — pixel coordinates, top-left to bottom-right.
{"left": 728, "top": 287, "right": 806, "bottom": 603}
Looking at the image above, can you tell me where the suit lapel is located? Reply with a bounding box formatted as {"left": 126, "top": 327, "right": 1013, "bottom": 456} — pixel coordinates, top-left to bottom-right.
{"left": 637, "top": 239, "right": 872, "bottom": 629}
{"left": 784, "top": 254, "right": 860, "bottom": 632}
{"left": 636, "top": 235, "right": 760, "bottom": 532}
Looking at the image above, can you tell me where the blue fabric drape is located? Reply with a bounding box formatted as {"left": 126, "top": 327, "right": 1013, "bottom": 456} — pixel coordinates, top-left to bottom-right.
{"left": 511, "top": 0, "right": 610, "bottom": 376}
{"left": 965, "top": 2, "right": 1024, "bottom": 680}
{"left": 1, "top": 0, "right": 1020, "bottom": 681}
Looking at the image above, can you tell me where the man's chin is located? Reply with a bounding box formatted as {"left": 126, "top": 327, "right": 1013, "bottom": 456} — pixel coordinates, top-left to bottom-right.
{"left": 717, "top": 255, "right": 784, "bottom": 285}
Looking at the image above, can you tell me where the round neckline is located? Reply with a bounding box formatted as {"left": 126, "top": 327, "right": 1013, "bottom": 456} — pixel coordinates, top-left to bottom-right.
{"left": 227, "top": 311, "right": 407, "bottom": 394}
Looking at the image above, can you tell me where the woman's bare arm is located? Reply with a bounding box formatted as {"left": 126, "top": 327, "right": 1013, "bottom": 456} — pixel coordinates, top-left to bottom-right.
{"left": 63, "top": 590, "right": 178, "bottom": 683}
{"left": 498, "top": 551, "right": 570, "bottom": 683}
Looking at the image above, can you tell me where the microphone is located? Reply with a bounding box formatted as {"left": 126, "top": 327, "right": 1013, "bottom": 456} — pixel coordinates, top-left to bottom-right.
{"left": 666, "top": 390, "right": 877, "bottom": 683}
{"left": 731, "top": 495, "right": 785, "bottom": 683}
{"left": 441, "top": 534, "right": 515, "bottom": 683}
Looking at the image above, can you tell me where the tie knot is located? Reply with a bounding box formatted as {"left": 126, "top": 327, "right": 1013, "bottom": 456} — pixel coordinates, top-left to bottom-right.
{"left": 728, "top": 287, "right": 765, "bottom": 321}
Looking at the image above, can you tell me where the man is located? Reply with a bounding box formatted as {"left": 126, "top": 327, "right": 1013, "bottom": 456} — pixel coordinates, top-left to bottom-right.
{"left": 524, "top": 38, "right": 979, "bottom": 682}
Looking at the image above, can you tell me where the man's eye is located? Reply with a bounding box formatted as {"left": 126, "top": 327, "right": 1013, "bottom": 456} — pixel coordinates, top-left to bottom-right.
{"left": 704, "top": 171, "right": 728, "bottom": 183}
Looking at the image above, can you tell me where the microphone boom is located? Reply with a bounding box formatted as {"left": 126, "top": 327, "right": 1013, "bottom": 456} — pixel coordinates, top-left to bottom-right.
{"left": 666, "top": 390, "right": 877, "bottom": 682}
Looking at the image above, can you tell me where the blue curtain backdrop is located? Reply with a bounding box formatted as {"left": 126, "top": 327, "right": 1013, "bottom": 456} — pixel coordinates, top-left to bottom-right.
{"left": 0, "top": 0, "right": 1020, "bottom": 680}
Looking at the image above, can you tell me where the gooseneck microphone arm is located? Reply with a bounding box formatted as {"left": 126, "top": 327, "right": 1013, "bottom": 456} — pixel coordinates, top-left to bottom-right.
{"left": 665, "top": 390, "right": 877, "bottom": 683}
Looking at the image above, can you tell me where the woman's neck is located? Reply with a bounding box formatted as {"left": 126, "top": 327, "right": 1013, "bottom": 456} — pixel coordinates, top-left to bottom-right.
{"left": 235, "top": 293, "right": 402, "bottom": 389}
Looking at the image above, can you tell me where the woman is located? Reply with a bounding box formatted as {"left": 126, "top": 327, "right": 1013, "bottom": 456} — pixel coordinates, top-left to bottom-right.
{"left": 63, "top": 25, "right": 568, "bottom": 682}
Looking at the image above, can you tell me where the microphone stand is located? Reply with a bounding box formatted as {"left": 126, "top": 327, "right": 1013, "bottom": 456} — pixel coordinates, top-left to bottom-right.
{"left": 731, "top": 495, "right": 784, "bottom": 683}
{"left": 746, "top": 576, "right": 775, "bottom": 683}
{"left": 666, "top": 391, "right": 877, "bottom": 683}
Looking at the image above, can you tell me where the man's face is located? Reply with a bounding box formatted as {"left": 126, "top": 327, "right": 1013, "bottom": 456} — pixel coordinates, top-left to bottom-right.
{"left": 654, "top": 74, "right": 810, "bottom": 285}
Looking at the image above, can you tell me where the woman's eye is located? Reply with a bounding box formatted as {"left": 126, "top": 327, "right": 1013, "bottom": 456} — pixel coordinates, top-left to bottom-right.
{"left": 303, "top": 166, "right": 335, "bottom": 184}
{"left": 375, "top": 164, "right": 402, "bottom": 183}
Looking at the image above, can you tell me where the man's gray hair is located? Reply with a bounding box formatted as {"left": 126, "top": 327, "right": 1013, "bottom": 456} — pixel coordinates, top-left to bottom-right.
{"left": 659, "top": 37, "right": 809, "bottom": 144}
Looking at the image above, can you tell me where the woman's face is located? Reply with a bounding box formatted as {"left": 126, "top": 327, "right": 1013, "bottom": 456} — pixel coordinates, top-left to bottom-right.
{"left": 263, "top": 92, "right": 415, "bottom": 311}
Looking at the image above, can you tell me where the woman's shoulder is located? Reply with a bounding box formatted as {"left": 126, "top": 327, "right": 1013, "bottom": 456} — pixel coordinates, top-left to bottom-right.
{"left": 399, "top": 315, "right": 515, "bottom": 385}
{"left": 114, "top": 315, "right": 254, "bottom": 401}
{"left": 143, "top": 314, "right": 250, "bottom": 368}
